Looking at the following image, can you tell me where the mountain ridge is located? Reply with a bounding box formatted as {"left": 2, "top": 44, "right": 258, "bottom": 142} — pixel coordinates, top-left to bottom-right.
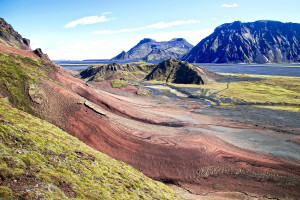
{"left": 182, "top": 20, "right": 300, "bottom": 63}
{"left": 112, "top": 38, "right": 193, "bottom": 62}
{"left": 0, "top": 17, "right": 31, "bottom": 50}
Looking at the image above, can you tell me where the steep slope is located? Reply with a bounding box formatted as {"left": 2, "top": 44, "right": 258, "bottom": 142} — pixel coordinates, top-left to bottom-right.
{"left": 145, "top": 59, "right": 220, "bottom": 84}
{"left": 112, "top": 38, "right": 193, "bottom": 62}
{"left": 0, "top": 18, "right": 180, "bottom": 199}
{"left": 0, "top": 18, "right": 31, "bottom": 50}
{"left": 0, "top": 100, "right": 178, "bottom": 199}
{"left": 183, "top": 20, "right": 300, "bottom": 63}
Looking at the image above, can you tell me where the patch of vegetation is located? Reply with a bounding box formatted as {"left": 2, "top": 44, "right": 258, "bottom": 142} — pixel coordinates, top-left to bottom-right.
{"left": 0, "top": 99, "right": 179, "bottom": 199}
{"left": 0, "top": 52, "right": 55, "bottom": 114}
{"left": 182, "top": 74, "right": 300, "bottom": 112}
{"left": 110, "top": 79, "right": 129, "bottom": 88}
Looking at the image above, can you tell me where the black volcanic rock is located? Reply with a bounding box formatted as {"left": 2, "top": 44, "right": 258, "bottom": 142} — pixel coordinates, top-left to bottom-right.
{"left": 112, "top": 38, "right": 193, "bottom": 62}
{"left": 0, "top": 18, "right": 31, "bottom": 50}
{"left": 182, "top": 20, "right": 300, "bottom": 63}
{"left": 33, "top": 48, "right": 51, "bottom": 61}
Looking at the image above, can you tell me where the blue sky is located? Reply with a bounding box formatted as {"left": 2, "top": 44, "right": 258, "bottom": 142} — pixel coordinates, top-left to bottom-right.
{"left": 1, "top": 0, "right": 299, "bottom": 60}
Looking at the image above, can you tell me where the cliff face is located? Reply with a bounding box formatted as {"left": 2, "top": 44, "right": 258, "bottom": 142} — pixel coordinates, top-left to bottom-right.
{"left": 112, "top": 38, "right": 193, "bottom": 62}
{"left": 183, "top": 20, "right": 300, "bottom": 63}
{"left": 0, "top": 17, "right": 31, "bottom": 50}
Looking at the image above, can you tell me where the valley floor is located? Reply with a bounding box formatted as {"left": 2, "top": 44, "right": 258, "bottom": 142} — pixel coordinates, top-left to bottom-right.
{"left": 78, "top": 72, "right": 300, "bottom": 199}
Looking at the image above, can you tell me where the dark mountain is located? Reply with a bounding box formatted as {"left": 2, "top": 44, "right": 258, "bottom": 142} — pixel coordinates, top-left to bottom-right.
{"left": 112, "top": 38, "right": 193, "bottom": 62}
{"left": 182, "top": 20, "right": 300, "bottom": 63}
{"left": 145, "top": 59, "right": 221, "bottom": 84}
{"left": 0, "top": 17, "right": 31, "bottom": 50}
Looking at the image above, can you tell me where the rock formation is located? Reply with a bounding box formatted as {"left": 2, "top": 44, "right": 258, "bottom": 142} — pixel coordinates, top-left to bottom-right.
{"left": 112, "top": 38, "right": 193, "bottom": 62}
{"left": 0, "top": 17, "right": 31, "bottom": 50}
{"left": 183, "top": 20, "right": 300, "bottom": 63}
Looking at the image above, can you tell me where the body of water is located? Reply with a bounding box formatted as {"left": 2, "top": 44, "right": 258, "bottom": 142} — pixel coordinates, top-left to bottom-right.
{"left": 54, "top": 60, "right": 300, "bottom": 77}
{"left": 54, "top": 59, "right": 139, "bottom": 71}
{"left": 197, "top": 63, "right": 300, "bottom": 77}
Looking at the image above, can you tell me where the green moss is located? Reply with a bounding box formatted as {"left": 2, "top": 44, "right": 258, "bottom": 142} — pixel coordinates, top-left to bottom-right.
{"left": 0, "top": 99, "right": 179, "bottom": 199}
{"left": 191, "top": 74, "right": 300, "bottom": 111}
{"left": 0, "top": 186, "right": 13, "bottom": 199}
{"left": 0, "top": 52, "right": 55, "bottom": 114}
{"left": 110, "top": 79, "right": 128, "bottom": 88}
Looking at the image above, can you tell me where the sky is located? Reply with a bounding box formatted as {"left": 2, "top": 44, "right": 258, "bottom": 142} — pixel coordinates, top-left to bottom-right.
{"left": 1, "top": 0, "right": 300, "bottom": 60}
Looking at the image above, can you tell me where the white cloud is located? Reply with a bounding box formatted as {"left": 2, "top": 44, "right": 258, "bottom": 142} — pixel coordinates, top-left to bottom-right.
{"left": 221, "top": 3, "right": 238, "bottom": 8}
{"left": 64, "top": 13, "right": 112, "bottom": 28}
{"left": 92, "top": 19, "right": 200, "bottom": 35}
{"left": 211, "top": 17, "right": 217, "bottom": 21}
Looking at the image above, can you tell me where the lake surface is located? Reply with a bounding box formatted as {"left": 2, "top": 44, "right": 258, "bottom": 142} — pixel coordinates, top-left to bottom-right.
{"left": 197, "top": 63, "right": 300, "bottom": 77}
{"left": 53, "top": 59, "right": 137, "bottom": 71}
{"left": 54, "top": 60, "right": 300, "bottom": 77}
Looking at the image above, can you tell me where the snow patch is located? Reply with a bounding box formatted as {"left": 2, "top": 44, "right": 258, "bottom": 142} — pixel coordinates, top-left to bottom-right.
{"left": 212, "top": 57, "right": 219, "bottom": 63}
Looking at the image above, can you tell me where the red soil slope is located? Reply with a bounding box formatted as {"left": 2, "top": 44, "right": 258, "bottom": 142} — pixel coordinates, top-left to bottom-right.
{"left": 2, "top": 48, "right": 300, "bottom": 199}
{"left": 0, "top": 43, "right": 38, "bottom": 59}
{"left": 49, "top": 66, "right": 300, "bottom": 199}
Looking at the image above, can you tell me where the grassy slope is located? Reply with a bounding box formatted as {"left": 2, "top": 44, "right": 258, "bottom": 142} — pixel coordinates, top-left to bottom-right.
{"left": 0, "top": 52, "right": 179, "bottom": 199}
{"left": 0, "top": 51, "right": 54, "bottom": 115}
{"left": 81, "top": 62, "right": 154, "bottom": 88}
{"left": 0, "top": 100, "right": 179, "bottom": 199}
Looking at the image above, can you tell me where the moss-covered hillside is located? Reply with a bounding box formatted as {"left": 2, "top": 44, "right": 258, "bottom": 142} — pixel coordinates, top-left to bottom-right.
{"left": 0, "top": 99, "right": 179, "bottom": 199}
{"left": 0, "top": 51, "right": 55, "bottom": 115}
{"left": 145, "top": 59, "right": 205, "bottom": 84}
{"left": 79, "top": 62, "right": 155, "bottom": 88}
{"left": 80, "top": 62, "right": 154, "bottom": 82}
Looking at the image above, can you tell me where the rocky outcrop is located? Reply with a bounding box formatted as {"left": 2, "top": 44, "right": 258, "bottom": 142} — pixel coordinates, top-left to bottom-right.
{"left": 183, "top": 20, "right": 300, "bottom": 63}
{"left": 146, "top": 59, "right": 207, "bottom": 84}
{"left": 0, "top": 17, "right": 31, "bottom": 50}
{"left": 112, "top": 38, "right": 193, "bottom": 62}
{"left": 33, "top": 48, "right": 51, "bottom": 61}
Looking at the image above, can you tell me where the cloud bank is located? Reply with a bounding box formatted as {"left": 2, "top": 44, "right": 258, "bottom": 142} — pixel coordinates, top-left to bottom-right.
{"left": 92, "top": 19, "right": 200, "bottom": 35}
{"left": 221, "top": 3, "right": 238, "bottom": 8}
{"left": 64, "top": 13, "right": 112, "bottom": 28}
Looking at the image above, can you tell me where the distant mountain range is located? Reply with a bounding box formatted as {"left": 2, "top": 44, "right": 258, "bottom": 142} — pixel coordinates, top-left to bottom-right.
{"left": 182, "top": 20, "right": 300, "bottom": 63}
{"left": 111, "top": 38, "right": 193, "bottom": 62}
{"left": 113, "top": 20, "right": 300, "bottom": 64}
